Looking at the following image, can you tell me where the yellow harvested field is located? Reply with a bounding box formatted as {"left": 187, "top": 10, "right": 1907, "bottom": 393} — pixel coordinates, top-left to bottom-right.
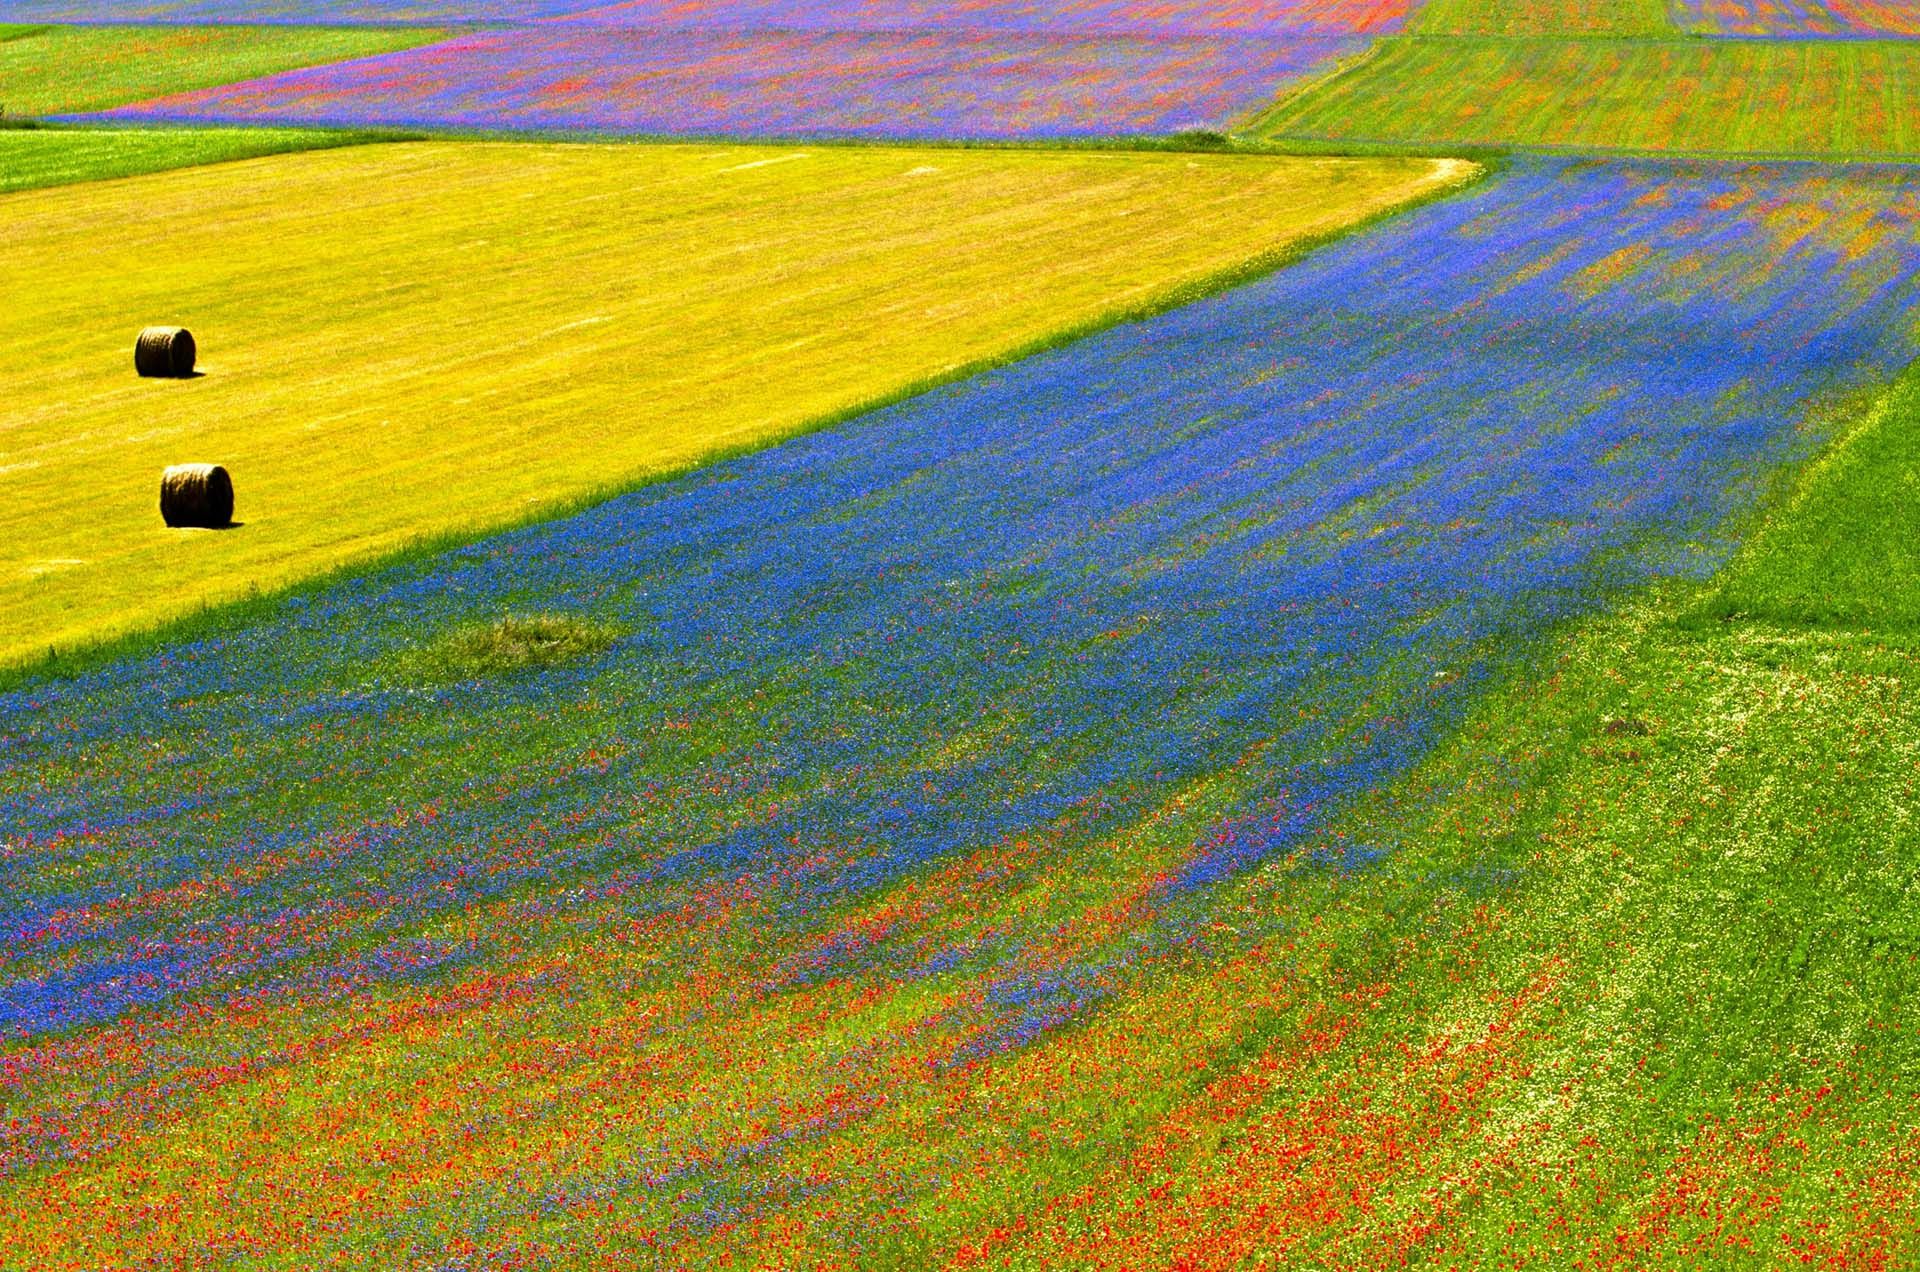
{"left": 0, "top": 141, "right": 1472, "bottom": 665}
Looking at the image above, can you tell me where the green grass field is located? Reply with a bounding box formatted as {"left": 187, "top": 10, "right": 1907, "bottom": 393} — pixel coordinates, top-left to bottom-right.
{"left": 0, "top": 125, "right": 416, "bottom": 193}
{"left": 1414, "top": 0, "right": 1674, "bottom": 36}
{"left": 1705, "top": 369, "right": 1920, "bottom": 632}
{"left": 0, "top": 140, "right": 1473, "bottom": 668}
{"left": 1250, "top": 36, "right": 1920, "bottom": 159}
{"left": 0, "top": 23, "right": 441, "bottom": 118}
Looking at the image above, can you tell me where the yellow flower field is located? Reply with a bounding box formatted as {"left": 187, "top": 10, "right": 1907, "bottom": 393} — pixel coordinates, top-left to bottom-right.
{"left": 0, "top": 141, "right": 1471, "bottom": 667}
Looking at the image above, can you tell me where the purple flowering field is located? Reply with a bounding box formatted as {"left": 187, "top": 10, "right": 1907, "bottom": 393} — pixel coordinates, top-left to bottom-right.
{"left": 0, "top": 0, "right": 591, "bottom": 18}
{"left": 546, "top": 0, "right": 1416, "bottom": 35}
{"left": 45, "top": 0, "right": 1415, "bottom": 137}
{"left": 89, "top": 25, "right": 1362, "bottom": 137}
{"left": 0, "top": 0, "right": 1416, "bottom": 29}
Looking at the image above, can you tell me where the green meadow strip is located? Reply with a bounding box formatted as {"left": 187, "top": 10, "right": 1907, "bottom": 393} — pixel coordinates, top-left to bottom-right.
{"left": 1700, "top": 366, "right": 1920, "bottom": 632}
{"left": 1414, "top": 0, "right": 1675, "bottom": 36}
{"left": 0, "top": 23, "right": 446, "bottom": 117}
{"left": 0, "top": 125, "right": 422, "bottom": 194}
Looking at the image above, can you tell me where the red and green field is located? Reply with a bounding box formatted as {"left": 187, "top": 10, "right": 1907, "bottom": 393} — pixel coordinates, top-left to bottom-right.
{"left": 1250, "top": 36, "right": 1920, "bottom": 158}
{"left": 4, "top": 0, "right": 1920, "bottom": 1267}
{"left": 1674, "top": 0, "right": 1920, "bottom": 36}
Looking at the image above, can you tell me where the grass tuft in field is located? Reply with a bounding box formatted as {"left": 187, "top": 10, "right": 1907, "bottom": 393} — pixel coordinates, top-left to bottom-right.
{"left": 400, "top": 613, "right": 625, "bottom": 680}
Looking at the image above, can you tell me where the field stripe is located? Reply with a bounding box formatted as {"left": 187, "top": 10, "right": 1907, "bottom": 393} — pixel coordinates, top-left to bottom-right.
{"left": 0, "top": 0, "right": 1420, "bottom": 31}
{"left": 1413, "top": 0, "right": 1674, "bottom": 36}
{"left": 0, "top": 22, "right": 444, "bottom": 116}
{"left": 1673, "top": 0, "right": 1920, "bottom": 36}
{"left": 1252, "top": 35, "right": 1920, "bottom": 159}
{"left": 85, "top": 25, "right": 1364, "bottom": 139}
{"left": 0, "top": 126, "right": 418, "bottom": 194}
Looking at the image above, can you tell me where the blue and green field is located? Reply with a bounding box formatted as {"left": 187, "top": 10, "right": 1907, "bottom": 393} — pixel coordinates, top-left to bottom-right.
{"left": 3, "top": 0, "right": 1919, "bottom": 1266}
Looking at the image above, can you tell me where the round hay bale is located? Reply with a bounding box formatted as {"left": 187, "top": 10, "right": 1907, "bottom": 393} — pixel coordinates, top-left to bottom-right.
{"left": 135, "top": 326, "right": 196, "bottom": 378}
{"left": 160, "top": 463, "right": 234, "bottom": 529}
